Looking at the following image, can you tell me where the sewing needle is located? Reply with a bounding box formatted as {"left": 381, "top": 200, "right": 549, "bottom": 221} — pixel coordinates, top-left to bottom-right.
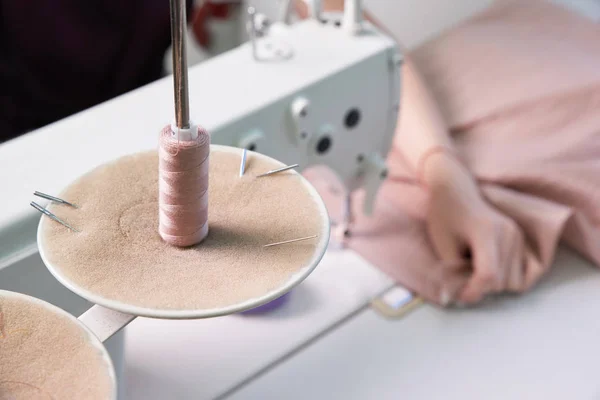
{"left": 240, "top": 149, "right": 247, "bottom": 177}
{"left": 30, "top": 202, "right": 79, "bottom": 232}
{"left": 264, "top": 235, "right": 318, "bottom": 248}
{"left": 33, "top": 191, "right": 78, "bottom": 208}
{"left": 256, "top": 164, "right": 299, "bottom": 178}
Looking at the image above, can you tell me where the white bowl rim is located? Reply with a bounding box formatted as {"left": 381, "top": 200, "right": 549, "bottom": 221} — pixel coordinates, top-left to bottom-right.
{"left": 37, "top": 145, "right": 330, "bottom": 320}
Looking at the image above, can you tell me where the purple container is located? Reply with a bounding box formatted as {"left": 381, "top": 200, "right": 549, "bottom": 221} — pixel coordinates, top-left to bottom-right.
{"left": 241, "top": 292, "right": 291, "bottom": 315}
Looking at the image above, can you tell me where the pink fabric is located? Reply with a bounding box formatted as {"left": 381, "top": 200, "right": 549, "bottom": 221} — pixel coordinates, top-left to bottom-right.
{"left": 308, "top": 0, "right": 600, "bottom": 305}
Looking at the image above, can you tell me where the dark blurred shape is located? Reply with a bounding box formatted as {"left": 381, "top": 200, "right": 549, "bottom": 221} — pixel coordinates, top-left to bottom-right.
{"left": 0, "top": 0, "right": 193, "bottom": 143}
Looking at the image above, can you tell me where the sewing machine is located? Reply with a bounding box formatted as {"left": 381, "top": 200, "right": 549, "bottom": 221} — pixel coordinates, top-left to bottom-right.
{"left": 2, "top": 0, "right": 600, "bottom": 399}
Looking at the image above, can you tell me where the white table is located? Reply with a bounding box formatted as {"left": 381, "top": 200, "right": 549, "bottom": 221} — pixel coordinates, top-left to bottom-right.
{"left": 121, "top": 246, "right": 600, "bottom": 400}
{"left": 227, "top": 248, "right": 600, "bottom": 400}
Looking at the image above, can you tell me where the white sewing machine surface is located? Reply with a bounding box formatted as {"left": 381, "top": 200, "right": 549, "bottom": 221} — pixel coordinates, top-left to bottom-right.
{"left": 2, "top": 0, "right": 600, "bottom": 399}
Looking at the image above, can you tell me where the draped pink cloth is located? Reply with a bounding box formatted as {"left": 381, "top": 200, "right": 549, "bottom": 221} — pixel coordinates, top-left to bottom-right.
{"left": 307, "top": 0, "right": 600, "bottom": 304}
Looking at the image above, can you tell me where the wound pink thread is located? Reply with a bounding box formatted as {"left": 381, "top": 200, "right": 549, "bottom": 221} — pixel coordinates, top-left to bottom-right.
{"left": 159, "top": 125, "right": 210, "bottom": 247}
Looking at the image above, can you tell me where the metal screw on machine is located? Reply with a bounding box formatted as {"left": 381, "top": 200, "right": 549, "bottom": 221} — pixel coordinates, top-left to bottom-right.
{"left": 247, "top": 7, "right": 277, "bottom": 60}
{"left": 247, "top": 6, "right": 294, "bottom": 62}
{"left": 253, "top": 13, "right": 271, "bottom": 37}
{"left": 394, "top": 54, "right": 404, "bottom": 67}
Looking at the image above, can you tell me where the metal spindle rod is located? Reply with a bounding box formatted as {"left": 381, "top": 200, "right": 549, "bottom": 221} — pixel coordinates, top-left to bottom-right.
{"left": 170, "top": 0, "right": 190, "bottom": 129}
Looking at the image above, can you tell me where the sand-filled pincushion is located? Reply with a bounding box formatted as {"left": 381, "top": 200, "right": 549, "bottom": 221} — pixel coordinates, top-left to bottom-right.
{"left": 0, "top": 290, "right": 116, "bottom": 400}
{"left": 38, "top": 146, "right": 329, "bottom": 318}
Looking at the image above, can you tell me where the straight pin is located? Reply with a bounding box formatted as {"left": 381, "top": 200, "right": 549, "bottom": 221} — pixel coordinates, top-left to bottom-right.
{"left": 256, "top": 164, "right": 299, "bottom": 178}
{"left": 263, "top": 235, "right": 318, "bottom": 248}
{"left": 30, "top": 202, "right": 79, "bottom": 232}
{"left": 34, "top": 191, "right": 78, "bottom": 208}
{"left": 239, "top": 149, "right": 247, "bottom": 177}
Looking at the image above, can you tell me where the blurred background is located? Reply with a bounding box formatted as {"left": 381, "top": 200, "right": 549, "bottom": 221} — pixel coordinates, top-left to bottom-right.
{"left": 165, "top": 0, "right": 495, "bottom": 72}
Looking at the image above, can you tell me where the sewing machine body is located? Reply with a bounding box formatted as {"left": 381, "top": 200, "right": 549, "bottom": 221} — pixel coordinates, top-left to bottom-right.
{"left": 194, "top": 17, "right": 401, "bottom": 212}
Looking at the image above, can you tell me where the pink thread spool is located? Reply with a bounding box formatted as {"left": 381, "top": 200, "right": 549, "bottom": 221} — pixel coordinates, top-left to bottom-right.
{"left": 158, "top": 124, "right": 210, "bottom": 247}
